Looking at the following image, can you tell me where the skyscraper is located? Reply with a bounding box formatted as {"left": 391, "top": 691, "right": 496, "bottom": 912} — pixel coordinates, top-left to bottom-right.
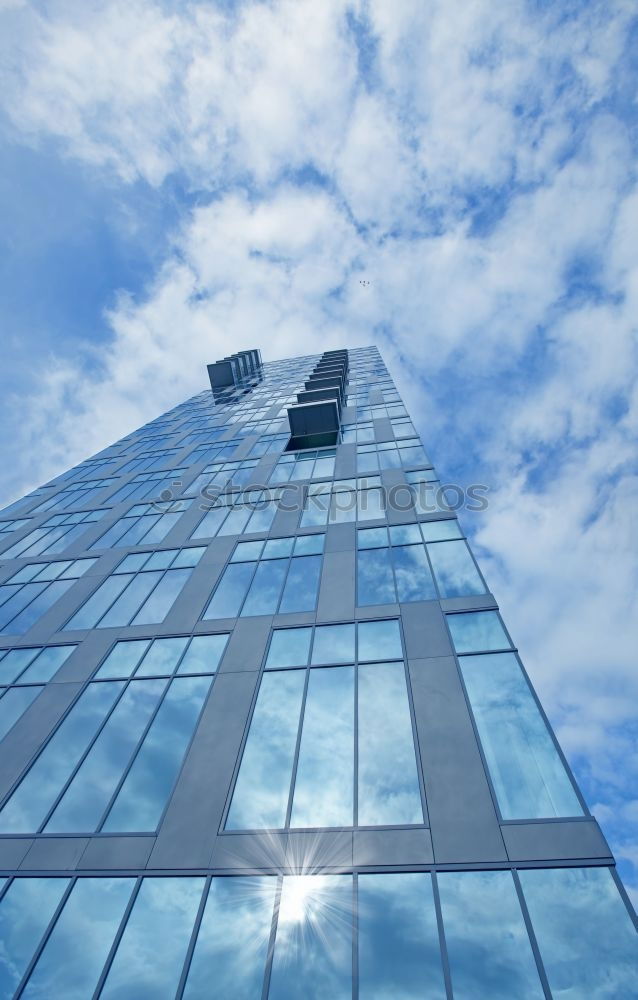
{"left": 0, "top": 345, "right": 635, "bottom": 997}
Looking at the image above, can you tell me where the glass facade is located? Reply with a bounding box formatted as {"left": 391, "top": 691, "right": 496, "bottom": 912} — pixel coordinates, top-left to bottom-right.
{"left": 0, "top": 345, "right": 634, "bottom": 997}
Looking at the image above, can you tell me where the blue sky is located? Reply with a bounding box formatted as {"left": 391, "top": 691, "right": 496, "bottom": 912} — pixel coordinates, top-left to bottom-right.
{"left": 1, "top": 0, "right": 637, "bottom": 894}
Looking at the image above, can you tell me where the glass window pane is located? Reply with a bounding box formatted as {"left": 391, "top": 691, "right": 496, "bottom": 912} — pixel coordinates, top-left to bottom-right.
{"left": 100, "top": 877, "right": 204, "bottom": 999}
{"left": 311, "top": 624, "right": 355, "bottom": 665}
{"left": 438, "top": 870, "right": 544, "bottom": 1000}
{"left": 99, "top": 571, "right": 163, "bottom": 628}
{"left": 358, "top": 662, "right": 423, "bottom": 825}
{"left": 135, "top": 637, "right": 189, "bottom": 676}
{"left": 419, "top": 519, "right": 462, "bottom": 542}
{"left": 177, "top": 634, "right": 229, "bottom": 674}
{"left": 0, "top": 686, "right": 43, "bottom": 742}
{"left": 183, "top": 876, "right": 276, "bottom": 1000}
{"left": 19, "top": 646, "right": 75, "bottom": 684}
{"left": 269, "top": 874, "right": 352, "bottom": 1000}
{"left": 393, "top": 545, "right": 437, "bottom": 601}
{"left": 291, "top": 666, "right": 354, "bottom": 827}
{"left": 358, "top": 873, "right": 445, "bottom": 1000}
{"left": 226, "top": 671, "right": 305, "bottom": 830}
{"left": 427, "top": 541, "right": 485, "bottom": 598}
{"left": 65, "top": 575, "right": 132, "bottom": 630}
{"left": 357, "top": 619, "right": 402, "bottom": 661}
{"left": 357, "top": 548, "right": 395, "bottom": 606}
{"left": 241, "top": 560, "right": 287, "bottom": 616}
{"left": 279, "top": 555, "right": 321, "bottom": 613}
{"left": 0, "top": 648, "right": 38, "bottom": 684}
{"left": 0, "top": 877, "right": 69, "bottom": 999}
{"left": 45, "top": 679, "right": 166, "bottom": 832}
{"left": 131, "top": 567, "right": 192, "bottom": 625}
{"left": 192, "top": 507, "right": 227, "bottom": 539}
{"left": 265, "top": 628, "right": 312, "bottom": 669}
{"left": 203, "top": 562, "right": 255, "bottom": 619}
{"left": 95, "top": 640, "right": 151, "bottom": 679}
{"left": 519, "top": 866, "right": 638, "bottom": 998}
{"left": 103, "top": 676, "right": 212, "bottom": 831}
{"left": 0, "top": 682, "right": 124, "bottom": 833}
{"left": 459, "top": 653, "right": 583, "bottom": 818}
{"left": 293, "top": 535, "right": 323, "bottom": 555}
{"left": 21, "top": 877, "right": 134, "bottom": 1000}
{"left": 4, "top": 579, "right": 74, "bottom": 636}
{"left": 447, "top": 611, "right": 510, "bottom": 653}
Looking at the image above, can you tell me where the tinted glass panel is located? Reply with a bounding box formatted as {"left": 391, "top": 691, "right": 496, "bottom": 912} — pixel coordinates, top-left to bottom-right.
{"left": 100, "top": 877, "right": 204, "bottom": 998}
{"left": 448, "top": 611, "right": 510, "bottom": 653}
{"left": 519, "top": 866, "right": 638, "bottom": 998}
{"left": 357, "top": 548, "right": 395, "bottom": 606}
{"left": 427, "top": 541, "right": 485, "bottom": 598}
{"left": 0, "top": 686, "right": 43, "bottom": 742}
{"left": 459, "top": 653, "right": 583, "bottom": 818}
{"left": 0, "top": 877, "right": 69, "bottom": 999}
{"left": 358, "top": 873, "right": 445, "bottom": 999}
{"left": 438, "top": 870, "right": 543, "bottom": 999}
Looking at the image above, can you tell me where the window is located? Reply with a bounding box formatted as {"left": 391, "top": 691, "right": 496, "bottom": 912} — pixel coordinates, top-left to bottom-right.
{"left": 90, "top": 499, "right": 190, "bottom": 550}
{"left": 31, "top": 479, "right": 115, "bottom": 513}
{"left": 356, "top": 439, "right": 428, "bottom": 473}
{"left": 117, "top": 448, "right": 182, "bottom": 474}
{"left": 106, "top": 468, "right": 187, "bottom": 505}
{"left": 4, "top": 867, "right": 634, "bottom": 998}
{"left": 0, "top": 645, "right": 76, "bottom": 742}
{"left": 300, "top": 477, "right": 385, "bottom": 527}
{"left": 357, "top": 524, "right": 479, "bottom": 606}
{"left": 186, "top": 460, "right": 259, "bottom": 499}
{"left": 248, "top": 433, "right": 289, "bottom": 457}
{"left": 186, "top": 441, "right": 240, "bottom": 465}
{"left": 1, "top": 509, "right": 105, "bottom": 560}
{"left": 0, "top": 518, "right": 30, "bottom": 536}
{"left": 447, "top": 609, "right": 511, "bottom": 653}
{"left": 341, "top": 422, "right": 375, "bottom": 443}
{"left": 0, "top": 638, "right": 221, "bottom": 833}
{"left": 269, "top": 449, "right": 336, "bottom": 484}
{"left": 65, "top": 548, "right": 204, "bottom": 630}
{"left": 203, "top": 535, "right": 324, "bottom": 620}
{"left": 458, "top": 651, "right": 583, "bottom": 818}
{"left": 191, "top": 490, "right": 282, "bottom": 540}
{"left": 0, "top": 559, "right": 96, "bottom": 636}
{"left": 226, "top": 619, "right": 423, "bottom": 830}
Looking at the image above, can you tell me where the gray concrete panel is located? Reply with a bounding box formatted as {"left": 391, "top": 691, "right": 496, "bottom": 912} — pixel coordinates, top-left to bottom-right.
{"left": 334, "top": 444, "right": 356, "bottom": 479}
{"left": 353, "top": 828, "right": 434, "bottom": 867}
{"left": 373, "top": 417, "right": 395, "bottom": 443}
{"left": 317, "top": 550, "right": 355, "bottom": 622}
{"left": 20, "top": 837, "right": 89, "bottom": 871}
{"left": 440, "top": 594, "right": 498, "bottom": 613}
{"left": 325, "top": 522, "right": 356, "bottom": 553}
{"left": 408, "top": 656, "right": 507, "bottom": 864}
{"left": 78, "top": 836, "right": 156, "bottom": 870}
{"left": 502, "top": 820, "right": 612, "bottom": 862}
{"left": 219, "top": 616, "right": 272, "bottom": 673}
{"left": 400, "top": 602, "right": 454, "bottom": 660}
{"left": 0, "top": 839, "right": 34, "bottom": 870}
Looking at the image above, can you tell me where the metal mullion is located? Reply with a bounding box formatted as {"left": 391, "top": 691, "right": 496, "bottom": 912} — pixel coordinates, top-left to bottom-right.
{"left": 175, "top": 874, "right": 212, "bottom": 1000}
{"left": 13, "top": 875, "right": 76, "bottom": 999}
{"left": 95, "top": 673, "right": 174, "bottom": 833}
{"left": 260, "top": 875, "right": 284, "bottom": 1000}
{"left": 610, "top": 865, "right": 638, "bottom": 929}
{"left": 512, "top": 869, "right": 553, "bottom": 997}
{"left": 116, "top": 566, "right": 169, "bottom": 628}
{"left": 353, "top": 658, "right": 359, "bottom": 829}
{"left": 36, "top": 676, "right": 136, "bottom": 834}
{"left": 92, "top": 875, "right": 142, "bottom": 1000}
{"left": 352, "top": 871, "right": 358, "bottom": 1000}
{"left": 284, "top": 665, "right": 312, "bottom": 829}
{"left": 430, "top": 871, "right": 454, "bottom": 1000}
{"left": 420, "top": 539, "right": 441, "bottom": 600}
{"left": 87, "top": 571, "right": 138, "bottom": 627}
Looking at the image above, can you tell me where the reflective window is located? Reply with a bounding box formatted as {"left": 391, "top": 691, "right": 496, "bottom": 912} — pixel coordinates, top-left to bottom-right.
{"left": 186, "top": 459, "right": 260, "bottom": 498}
{"left": 269, "top": 449, "right": 336, "bottom": 484}
{"left": 358, "top": 873, "right": 446, "bottom": 999}
{"left": 0, "top": 674, "right": 214, "bottom": 833}
{"left": 438, "top": 869, "right": 544, "bottom": 999}
{"left": 269, "top": 875, "right": 352, "bottom": 1000}
{"left": 0, "top": 559, "right": 96, "bottom": 636}
{"left": 447, "top": 610, "right": 511, "bottom": 652}
{"left": 95, "top": 633, "right": 228, "bottom": 679}
{"left": 192, "top": 490, "right": 281, "bottom": 539}
{"left": 458, "top": 652, "right": 583, "bottom": 818}
{"left": 100, "top": 877, "right": 204, "bottom": 998}
{"left": 183, "top": 877, "right": 277, "bottom": 999}
{"left": 519, "top": 866, "right": 638, "bottom": 998}
{"left": 301, "top": 478, "right": 386, "bottom": 527}
{"left": 203, "top": 536, "right": 324, "bottom": 620}
{"left": 227, "top": 621, "right": 421, "bottom": 830}
{"left": 1, "top": 509, "right": 104, "bottom": 559}
{"left": 21, "top": 877, "right": 134, "bottom": 1000}
{"left": 0, "top": 644, "right": 75, "bottom": 685}
{"left": 357, "top": 526, "right": 483, "bottom": 605}
{"left": 0, "top": 877, "right": 69, "bottom": 998}
{"left": 356, "top": 439, "right": 428, "bottom": 473}
{"left": 90, "top": 499, "right": 190, "bottom": 550}
{"left": 65, "top": 548, "right": 204, "bottom": 629}
{"left": 106, "top": 467, "right": 187, "bottom": 505}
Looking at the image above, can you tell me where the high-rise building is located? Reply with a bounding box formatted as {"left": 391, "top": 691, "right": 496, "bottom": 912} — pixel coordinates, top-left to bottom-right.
{"left": 0, "top": 345, "right": 635, "bottom": 997}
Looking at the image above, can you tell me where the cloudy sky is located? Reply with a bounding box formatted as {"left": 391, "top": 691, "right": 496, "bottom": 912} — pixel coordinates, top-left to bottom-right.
{"left": 1, "top": 0, "right": 637, "bottom": 894}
